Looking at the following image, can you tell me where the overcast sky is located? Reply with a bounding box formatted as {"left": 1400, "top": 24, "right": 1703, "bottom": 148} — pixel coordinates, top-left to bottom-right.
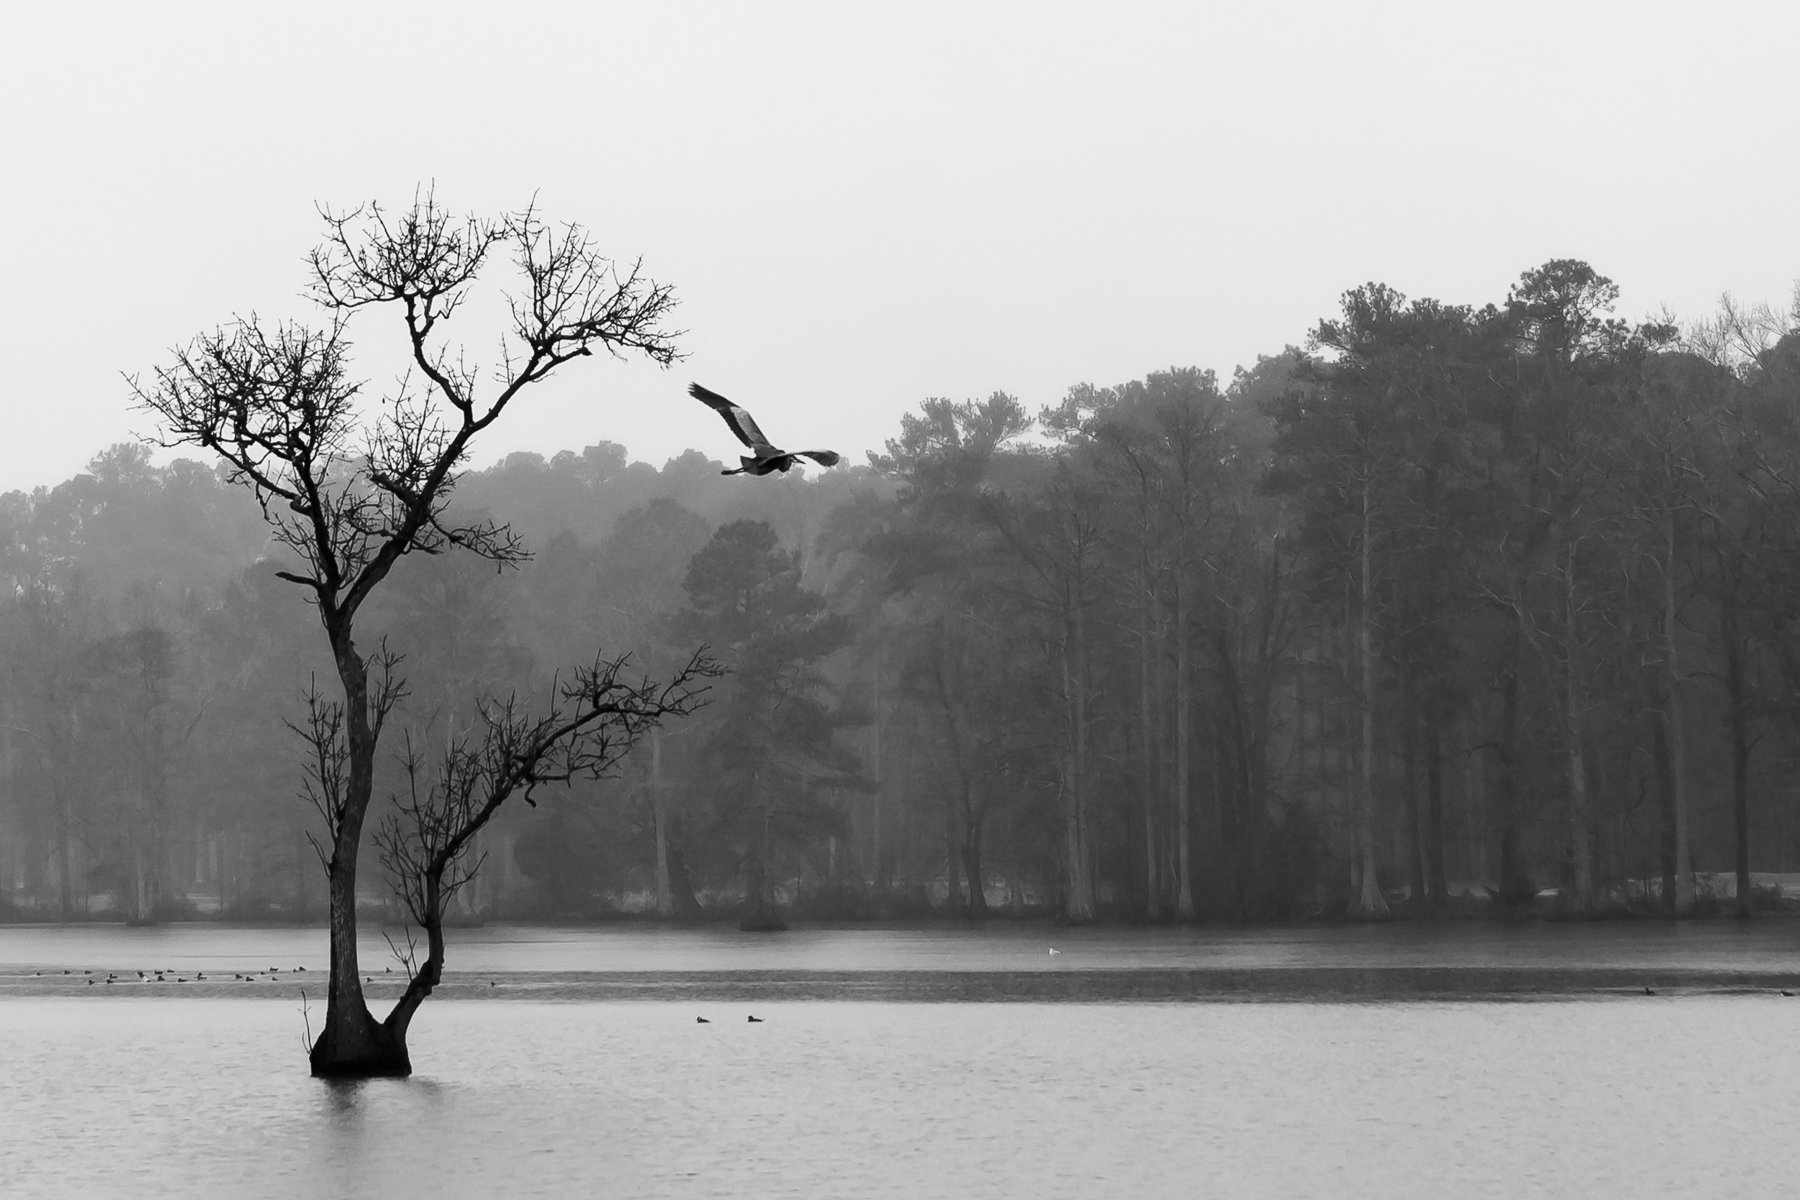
{"left": 2, "top": 1, "right": 1796, "bottom": 493}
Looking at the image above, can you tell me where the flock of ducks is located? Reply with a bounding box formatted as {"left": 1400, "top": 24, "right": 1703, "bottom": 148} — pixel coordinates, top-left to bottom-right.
{"left": 24, "top": 951, "right": 1798, "bottom": 1001}
{"left": 22, "top": 964, "right": 532, "bottom": 990}
{"left": 29, "top": 965, "right": 316, "bottom": 985}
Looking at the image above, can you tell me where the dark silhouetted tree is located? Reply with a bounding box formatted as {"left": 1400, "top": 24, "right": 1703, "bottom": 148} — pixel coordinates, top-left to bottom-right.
{"left": 134, "top": 191, "right": 712, "bottom": 1078}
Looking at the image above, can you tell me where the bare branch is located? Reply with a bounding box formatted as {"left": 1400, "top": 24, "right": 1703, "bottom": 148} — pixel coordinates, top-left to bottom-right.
{"left": 376, "top": 648, "right": 721, "bottom": 931}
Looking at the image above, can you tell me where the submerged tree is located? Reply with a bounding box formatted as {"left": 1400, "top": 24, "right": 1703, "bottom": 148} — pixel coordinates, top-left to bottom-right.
{"left": 133, "top": 191, "right": 713, "bottom": 1077}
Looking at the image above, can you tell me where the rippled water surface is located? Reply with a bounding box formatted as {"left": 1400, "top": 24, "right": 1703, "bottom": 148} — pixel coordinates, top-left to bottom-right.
{"left": 7, "top": 996, "right": 1800, "bottom": 1198}
{"left": 6, "top": 924, "right": 1800, "bottom": 1197}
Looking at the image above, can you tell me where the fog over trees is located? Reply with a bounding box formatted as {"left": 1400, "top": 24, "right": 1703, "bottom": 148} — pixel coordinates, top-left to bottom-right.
{"left": 4, "top": 259, "right": 1800, "bottom": 935}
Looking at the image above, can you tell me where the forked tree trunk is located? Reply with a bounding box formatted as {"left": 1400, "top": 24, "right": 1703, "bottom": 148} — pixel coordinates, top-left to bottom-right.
{"left": 309, "top": 852, "right": 404, "bottom": 1077}
{"left": 309, "top": 633, "right": 404, "bottom": 1078}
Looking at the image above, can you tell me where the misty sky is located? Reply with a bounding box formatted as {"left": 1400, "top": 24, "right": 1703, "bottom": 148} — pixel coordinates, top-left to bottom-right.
{"left": 3, "top": 1, "right": 1796, "bottom": 492}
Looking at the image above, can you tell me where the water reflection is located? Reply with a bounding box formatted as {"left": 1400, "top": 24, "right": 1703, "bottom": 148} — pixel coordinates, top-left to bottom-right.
{"left": 312, "top": 1075, "right": 453, "bottom": 1194}
{"left": 318, "top": 1074, "right": 449, "bottom": 1116}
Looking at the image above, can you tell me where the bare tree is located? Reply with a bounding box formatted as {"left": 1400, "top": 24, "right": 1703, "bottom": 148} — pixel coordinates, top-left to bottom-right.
{"left": 133, "top": 191, "right": 712, "bottom": 1077}
{"left": 370, "top": 651, "right": 711, "bottom": 1049}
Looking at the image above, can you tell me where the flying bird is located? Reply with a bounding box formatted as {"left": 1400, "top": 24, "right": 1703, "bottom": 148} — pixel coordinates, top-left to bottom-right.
{"left": 688, "top": 383, "right": 841, "bottom": 476}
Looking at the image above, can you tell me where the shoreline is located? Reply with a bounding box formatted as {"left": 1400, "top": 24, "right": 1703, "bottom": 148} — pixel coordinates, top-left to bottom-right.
{"left": 5, "top": 964, "right": 1800, "bottom": 1003}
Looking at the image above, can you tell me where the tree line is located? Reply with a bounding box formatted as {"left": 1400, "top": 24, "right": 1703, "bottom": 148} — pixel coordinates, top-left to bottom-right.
{"left": 3, "top": 260, "right": 1799, "bottom": 926}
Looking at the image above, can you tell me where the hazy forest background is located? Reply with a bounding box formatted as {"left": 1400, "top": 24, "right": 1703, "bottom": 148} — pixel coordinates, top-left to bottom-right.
{"left": 6, "top": 260, "right": 1800, "bottom": 927}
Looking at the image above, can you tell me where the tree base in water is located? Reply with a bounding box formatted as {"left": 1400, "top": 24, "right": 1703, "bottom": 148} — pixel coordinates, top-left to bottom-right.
{"left": 308, "top": 1008, "right": 413, "bottom": 1078}
{"left": 310, "top": 1055, "right": 413, "bottom": 1079}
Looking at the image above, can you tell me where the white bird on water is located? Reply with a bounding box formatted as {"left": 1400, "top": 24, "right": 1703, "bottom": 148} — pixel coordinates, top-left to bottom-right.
{"left": 1048, "top": 948, "right": 1062, "bottom": 956}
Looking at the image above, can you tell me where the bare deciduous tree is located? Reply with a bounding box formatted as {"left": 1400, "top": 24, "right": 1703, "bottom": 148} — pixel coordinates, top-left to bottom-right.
{"left": 133, "top": 190, "right": 713, "bottom": 1077}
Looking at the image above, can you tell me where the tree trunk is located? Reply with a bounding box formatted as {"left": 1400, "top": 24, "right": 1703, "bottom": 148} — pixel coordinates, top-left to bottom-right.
{"left": 1351, "top": 475, "right": 1388, "bottom": 918}
{"left": 1139, "top": 570, "right": 1161, "bottom": 920}
{"left": 1403, "top": 704, "right": 1425, "bottom": 909}
{"left": 1215, "top": 632, "right": 1260, "bottom": 919}
{"left": 1425, "top": 719, "right": 1447, "bottom": 908}
{"left": 129, "top": 841, "right": 152, "bottom": 926}
{"left": 650, "top": 729, "right": 674, "bottom": 919}
{"left": 1662, "top": 515, "right": 1694, "bottom": 916}
{"left": 665, "top": 819, "right": 703, "bottom": 918}
{"left": 1563, "top": 693, "right": 1593, "bottom": 913}
{"left": 930, "top": 639, "right": 971, "bottom": 915}
{"left": 1563, "top": 546, "right": 1593, "bottom": 914}
{"left": 309, "top": 854, "right": 404, "bottom": 1076}
{"left": 309, "top": 630, "right": 401, "bottom": 1078}
{"left": 1173, "top": 569, "right": 1195, "bottom": 920}
{"left": 1495, "top": 624, "right": 1531, "bottom": 909}
{"left": 961, "top": 810, "right": 988, "bottom": 918}
{"left": 944, "top": 792, "right": 965, "bottom": 913}
{"left": 739, "top": 801, "right": 785, "bottom": 932}
{"left": 1722, "top": 585, "right": 1752, "bottom": 918}
{"left": 54, "top": 776, "right": 74, "bottom": 921}
{"left": 871, "top": 639, "right": 886, "bottom": 898}
{"left": 1061, "top": 613, "right": 1096, "bottom": 924}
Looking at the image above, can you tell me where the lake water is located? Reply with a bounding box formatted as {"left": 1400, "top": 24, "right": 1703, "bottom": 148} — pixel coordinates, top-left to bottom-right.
{"left": 5, "top": 922, "right": 1800, "bottom": 1198}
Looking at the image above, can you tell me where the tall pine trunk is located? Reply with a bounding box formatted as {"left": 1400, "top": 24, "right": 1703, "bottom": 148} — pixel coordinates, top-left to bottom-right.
{"left": 1495, "top": 629, "right": 1531, "bottom": 909}
{"left": 1173, "top": 568, "right": 1195, "bottom": 920}
{"left": 650, "top": 728, "right": 674, "bottom": 919}
{"left": 1662, "top": 514, "right": 1694, "bottom": 915}
{"left": 1060, "top": 608, "right": 1096, "bottom": 924}
{"left": 1721, "top": 581, "right": 1753, "bottom": 917}
{"left": 1139, "top": 563, "right": 1162, "bottom": 919}
{"left": 1563, "top": 543, "right": 1593, "bottom": 913}
{"left": 961, "top": 807, "right": 988, "bottom": 918}
{"left": 1424, "top": 718, "right": 1447, "bottom": 907}
{"left": 1351, "top": 473, "right": 1388, "bottom": 918}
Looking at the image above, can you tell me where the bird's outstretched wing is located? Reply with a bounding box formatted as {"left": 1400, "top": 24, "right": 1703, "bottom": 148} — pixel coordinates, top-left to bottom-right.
{"left": 689, "top": 383, "right": 774, "bottom": 452}
{"left": 795, "top": 450, "right": 841, "bottom": 467}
